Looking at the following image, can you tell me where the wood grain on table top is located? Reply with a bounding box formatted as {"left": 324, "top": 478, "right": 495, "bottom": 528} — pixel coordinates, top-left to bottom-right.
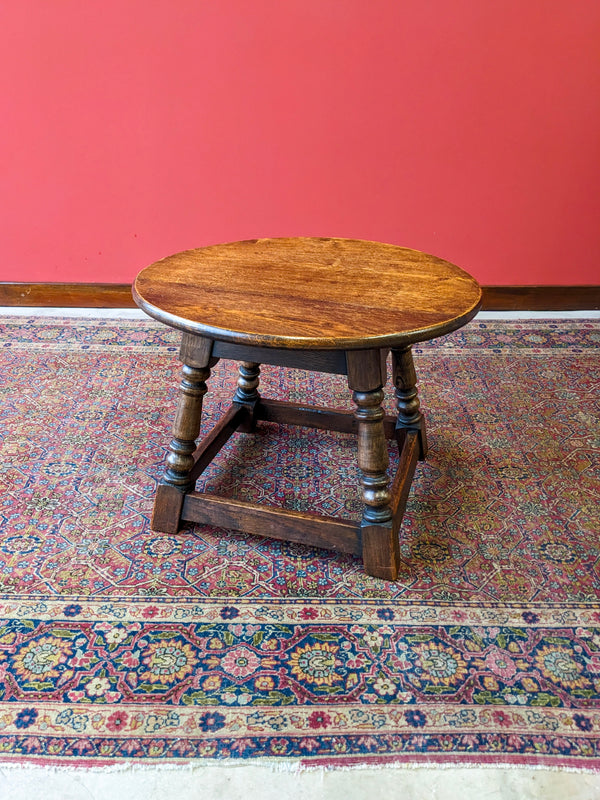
{"left": 133, "top": 237, "right": 482, "bottom": 349}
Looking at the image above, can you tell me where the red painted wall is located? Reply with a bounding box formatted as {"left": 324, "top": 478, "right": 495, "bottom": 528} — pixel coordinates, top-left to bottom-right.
{"left": 1, "top": 1, "right": 599, "bottom": 285}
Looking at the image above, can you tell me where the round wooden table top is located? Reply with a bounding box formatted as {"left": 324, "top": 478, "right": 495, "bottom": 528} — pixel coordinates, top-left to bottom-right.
{"left": 133, "top": 237, "right": 482, "bottom": 350}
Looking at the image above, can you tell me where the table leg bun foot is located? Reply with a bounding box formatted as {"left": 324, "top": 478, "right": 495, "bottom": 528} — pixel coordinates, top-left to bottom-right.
{"left": 150, "top": 483, "right": 185, "bottom": 534}
{"left": 361, "top": 520, "right": 400, "bottom": 581}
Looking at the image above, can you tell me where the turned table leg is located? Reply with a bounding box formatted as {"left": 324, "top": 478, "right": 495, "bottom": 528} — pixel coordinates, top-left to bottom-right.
{"left": 392, "top": 345, "right": 428, "bottom": 459}
{"left": 233, "top": 361, "right": 261, "bottom": 432}
{"left": 347, "top": 350, "right": 399, "bottom": 581}
{"left": 151, "top": 334, "right": 215, "bottom": 533}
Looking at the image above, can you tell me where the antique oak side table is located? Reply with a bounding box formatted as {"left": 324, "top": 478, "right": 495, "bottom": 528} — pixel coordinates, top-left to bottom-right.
{"left": 133, "top": 238, "right": 481, "bottom": 581}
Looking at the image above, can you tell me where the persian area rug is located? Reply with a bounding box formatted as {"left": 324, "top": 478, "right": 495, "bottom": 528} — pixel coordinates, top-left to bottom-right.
{"left": 0, "top": 316, "right": 599, "bottom": 770}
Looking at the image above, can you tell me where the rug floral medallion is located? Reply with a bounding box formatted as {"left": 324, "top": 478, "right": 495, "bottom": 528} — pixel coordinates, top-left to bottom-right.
{"left": 0, "top": 317, "right": 599, "bottom": 769}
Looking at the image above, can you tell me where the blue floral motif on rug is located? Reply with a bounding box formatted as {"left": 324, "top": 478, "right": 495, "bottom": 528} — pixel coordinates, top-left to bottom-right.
{"left": 0, "top": 317, "right": 598, "bottom": 768}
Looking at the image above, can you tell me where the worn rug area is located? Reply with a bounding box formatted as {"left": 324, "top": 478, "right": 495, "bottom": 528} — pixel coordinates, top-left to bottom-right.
{"left": 0, "top": 316, "right": 599, "bottom": 769}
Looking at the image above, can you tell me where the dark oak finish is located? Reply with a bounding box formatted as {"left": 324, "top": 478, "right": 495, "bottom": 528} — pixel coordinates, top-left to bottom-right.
{"left": 255, "top": 398, "right": 398, "bottom": 438}
{"left": 390, "top": 431, "right": 421, "bottom": 525}
{"left": 346, "top": 349, "right": 387, "bottom": 393}
{"left": 188, "top": 405, "right": 248, "bottom": 483}
{"left": 392, "top": 346, "right": 428, "bottom": 459}
{"left": 1, "top": 282, "right": 599, "bottom": 311}
{"left": 232, "top": 361, "right": 261, "bottom": 432}
{"left": 182, "top": 493, "right": 362, "bottom": 556}
{"left": 150, "top": 334, "right": 216, "bottom": 533}
{"left": 134, "top": 237, "right": 482, "bottom": 580}
{"left": 213, "top": 341, "right": 348, "bottom": 374}
{"left": 347, "top": 350, "right": 397, "bottom": 580}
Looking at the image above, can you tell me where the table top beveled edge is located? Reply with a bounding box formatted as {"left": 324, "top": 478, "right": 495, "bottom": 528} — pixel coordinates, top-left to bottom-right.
{"left": 131, "top": 283, "right": 483, "bottom": 351}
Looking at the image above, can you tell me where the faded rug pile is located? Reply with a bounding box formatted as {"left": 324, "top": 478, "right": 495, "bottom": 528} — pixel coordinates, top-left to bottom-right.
{"left": 0, "top": 316, "right": 598, "bottom": 769}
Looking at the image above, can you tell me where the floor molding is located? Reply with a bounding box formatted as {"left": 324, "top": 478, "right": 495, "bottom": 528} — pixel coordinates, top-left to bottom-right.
{"left": 0, "top": 283, "right": 599, "bottom": 311}
{"left": 482, "top": 285, "right": 600, "bottom": 311}
{"left": 0, "top": 283, "right": 135, "bottom": 307}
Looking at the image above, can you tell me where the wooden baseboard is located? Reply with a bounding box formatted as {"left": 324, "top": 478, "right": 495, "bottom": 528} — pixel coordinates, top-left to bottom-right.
{"left": 0, "top": 283, "right": 135, "bottom": 307}
{"left": 0, "top": 282, "right": 599, "bottom": 311}
{"left": 482, "top": 285, "right": 600, "bottom": 311}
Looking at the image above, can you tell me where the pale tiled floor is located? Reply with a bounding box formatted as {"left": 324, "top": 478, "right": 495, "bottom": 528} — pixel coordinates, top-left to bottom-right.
{"left": 1, "top": 308, "right": 599, "bottom": 799}
{"left": 2, "top": 763, "right": 600, "bottom": 800}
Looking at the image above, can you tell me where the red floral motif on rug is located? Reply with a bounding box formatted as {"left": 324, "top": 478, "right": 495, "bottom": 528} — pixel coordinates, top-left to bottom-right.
{"left": 0, "top": 317, "right": 598, "bottom": 768}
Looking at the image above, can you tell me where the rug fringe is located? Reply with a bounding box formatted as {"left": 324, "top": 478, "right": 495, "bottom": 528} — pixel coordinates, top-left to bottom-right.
{"left": 0, "top": 757, "right": 599, "bottom": 775}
